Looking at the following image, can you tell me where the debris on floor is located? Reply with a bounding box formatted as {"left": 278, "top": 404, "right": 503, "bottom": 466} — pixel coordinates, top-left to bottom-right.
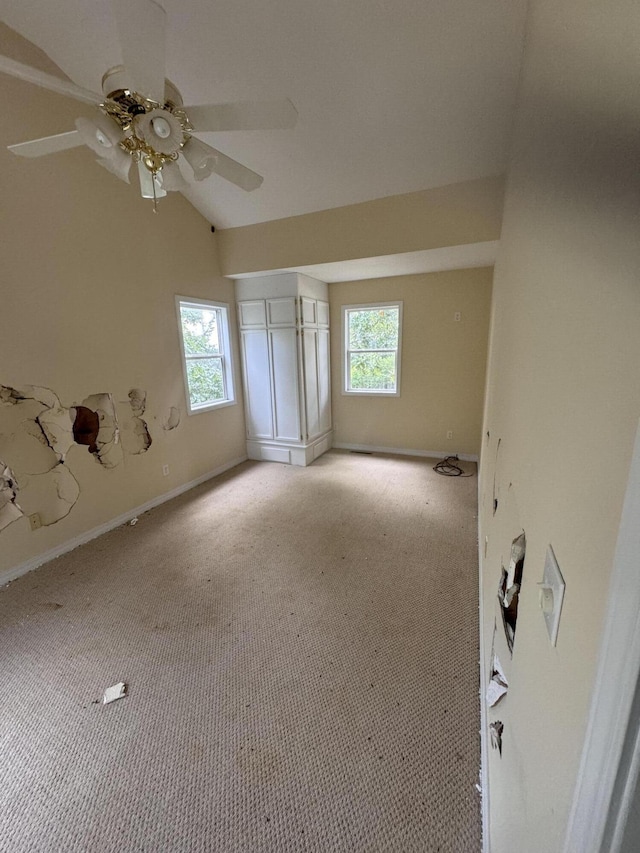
{"left": 129, "top": 517, "right": 138, "bottom": 526}
{"left": 103, "top": 682, "right": 127, "bottom": 704}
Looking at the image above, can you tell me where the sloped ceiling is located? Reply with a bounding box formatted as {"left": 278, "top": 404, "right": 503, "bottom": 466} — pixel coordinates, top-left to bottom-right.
{"left": 0, "top": 0, "right": 528, "bottom": 229}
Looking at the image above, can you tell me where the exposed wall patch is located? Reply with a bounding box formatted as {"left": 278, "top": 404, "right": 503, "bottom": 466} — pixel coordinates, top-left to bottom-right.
{"left": 128, "top": 389, "right": 147, "bottom": 417}
{"left": 0, "top": 461, "right": 22, "bottom": 531}
{"left": 498, "top": 532, "right": 526, "bottom": 653}
{"left": 17, "top": 466, "right": 80, "bottom": 526}
{"left": 0, "top": 423, "right": 59, "bottom": 476}
{"left": 489, "top": 721, "right": 504, "bottom": 756}
{"left": 121, "top": 417, "right": 153, "bottom": 455}
{"left": 162, "top": 406, "right": 181, "bottom": 431}
{"left": 37, "top": 404, "right": 76, "bottom": 462}
{"left": 120, "top": 390, "right": 152, "bottom": 454}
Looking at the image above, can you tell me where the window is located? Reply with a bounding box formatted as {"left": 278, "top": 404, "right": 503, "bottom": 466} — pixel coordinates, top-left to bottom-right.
{"left": 343, "top": 302, "right": 402, "bottom": 395}
{"left": 176, "top": 297, "right": 235, "bottom": 413}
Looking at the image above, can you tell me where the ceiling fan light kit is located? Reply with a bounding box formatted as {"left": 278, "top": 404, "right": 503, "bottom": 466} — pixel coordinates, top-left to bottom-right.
{"left": 1, "top": 0, "right": 297, "bottom": 212}
{"left": 96, "top": 72, "right": 195, "bottom": 207}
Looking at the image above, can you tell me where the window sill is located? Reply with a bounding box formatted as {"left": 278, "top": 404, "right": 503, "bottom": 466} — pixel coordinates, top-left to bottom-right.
{"left": 342, "top": 389, "right": 400, "bottom": 398}
{"left": 187, "top": 399, "right": 237, "bottom": 415}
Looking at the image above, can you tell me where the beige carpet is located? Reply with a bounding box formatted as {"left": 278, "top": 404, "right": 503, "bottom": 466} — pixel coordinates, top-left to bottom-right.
{"left": 0, "top": 450, "right": 481, "bottom": 852}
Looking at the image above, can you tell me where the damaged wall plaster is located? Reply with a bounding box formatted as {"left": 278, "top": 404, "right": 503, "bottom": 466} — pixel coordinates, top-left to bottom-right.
{"left": 0, "top": 383, "right": 154, "bottom": 533}
{"left": 120, "top": 389, "right": 152, "bottom": 455}
{"left": 498, "top": 532, "right": 526, "bottom": 654}
{"left": 162, "top": 406, "right": 181, "bottom": 431}
{"left": 128, "top": 389, "right": 146, "bottom": 417}
{"left": 490, "top": 721, "right": 504, "bottom": 756}
{"left": 76, "top": 393, "right": 122, "bottom": 469}
{"left": 0, "top": 461, "right": 21, "bottom": 532}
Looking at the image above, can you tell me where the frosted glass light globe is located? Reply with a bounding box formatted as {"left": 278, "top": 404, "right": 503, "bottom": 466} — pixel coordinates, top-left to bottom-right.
{"left": 151, "top": 116, "right": 171, "bottom": 139}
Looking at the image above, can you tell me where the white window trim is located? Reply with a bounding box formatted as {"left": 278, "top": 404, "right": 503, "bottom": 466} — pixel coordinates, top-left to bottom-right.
{"left": 176, "top": 296, "right": 236, "bottom": 415}
{"left": 342, "top": 301, "right": 403, "bottom": 397}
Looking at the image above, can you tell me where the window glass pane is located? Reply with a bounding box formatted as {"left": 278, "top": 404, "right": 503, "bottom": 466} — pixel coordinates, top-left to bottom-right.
{"left": 349, "top": 352, "right": 397, "bottom": 391}
{"left": 348, "top": 308, "right": 399, "bottom": 350}
{"left": 186, "top": 357, "right": 224, "bottom": 406}
{"left": 180, "top": 306, "right": 220, "bottom": 355}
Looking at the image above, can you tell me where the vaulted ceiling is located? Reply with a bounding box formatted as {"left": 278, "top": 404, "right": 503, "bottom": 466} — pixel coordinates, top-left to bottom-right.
{"left": 1, "top": 0, "right": 528, "bottom": 229}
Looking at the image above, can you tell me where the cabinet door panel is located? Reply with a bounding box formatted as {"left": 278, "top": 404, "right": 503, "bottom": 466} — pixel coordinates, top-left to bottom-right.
{"left": 238, "top": 300, "right": 266, "bottom": 328}
{"left": 267, "top": 297, "right": 297, "bottom": 327}
{"left": 241, "top": 330, "right": 273, "bottom": 438}
{"left": 303, "top": 329, "right": 321, "bottom": 439}
{"left": 269, "top": 328, "right": 301, "bottom": 440}
{"left": 301, "top": 297, "right": 317, "bottom": 327}
{"left": 317, "top": 300, "right": 330, "bottom": 328}
{"left": 317, "top": 328, "right": 332, "bottom": 433}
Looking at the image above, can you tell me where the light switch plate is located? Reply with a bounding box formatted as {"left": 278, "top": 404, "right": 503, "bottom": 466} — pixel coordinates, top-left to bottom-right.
{"left": 539, "top": 545, "right": 565, "bottom": 646}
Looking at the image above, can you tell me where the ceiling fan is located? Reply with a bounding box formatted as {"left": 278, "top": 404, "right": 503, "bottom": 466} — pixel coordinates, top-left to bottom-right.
{"left": 0, "top": 0, "right": 297, "bottom": 208}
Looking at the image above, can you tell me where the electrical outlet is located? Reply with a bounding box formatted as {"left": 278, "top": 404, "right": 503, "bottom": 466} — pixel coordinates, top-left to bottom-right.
{"left": 29, "top": 513, "right": 42, "bottom": 531}
{"left": 454, "top": 311, "right": 461, "bottom": 322}
{"left": 446, "top": 430, "right": 453, "bottom": 440}
{"left": 162, "top": 464, "right": 170, "bottom": 476}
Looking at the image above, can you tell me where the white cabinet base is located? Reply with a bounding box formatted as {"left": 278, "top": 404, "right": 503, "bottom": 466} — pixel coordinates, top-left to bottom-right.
{"left": 247, "top": 431, "right": 333, "bottom": 467}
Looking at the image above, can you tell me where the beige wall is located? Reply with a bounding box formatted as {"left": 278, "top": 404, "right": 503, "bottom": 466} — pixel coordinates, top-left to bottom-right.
{"left": 479, "top": 1, "right": 640, "bottom": 850}
{"left": 217, "top": 176, "right": 505, "bottom": 276}
{"left": 329, "top": 269, "right": 492, "bottom": 457}
{"left": 0, "top": 25, "right": 246, "bottom": 579}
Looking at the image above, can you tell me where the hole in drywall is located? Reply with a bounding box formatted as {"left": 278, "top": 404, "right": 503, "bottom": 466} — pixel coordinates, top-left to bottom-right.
{"left": 72, "top": 406, "right": 100, "bottom": 454}
{"left": 489, "top": 721, "right": 504, "bottom": 756}
{"left": 75, "top": 393, "right": 122, "bottom": 468}
{"left": 498, "top": 532, "right": 526, "bottom": 654}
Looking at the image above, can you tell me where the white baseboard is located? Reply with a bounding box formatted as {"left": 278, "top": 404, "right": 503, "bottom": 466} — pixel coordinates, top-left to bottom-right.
{"left": 333, "top": 442, "right": 478, "bottom": 463}
{"left": 0, "top": 455, "right": 248, "bottom": 588}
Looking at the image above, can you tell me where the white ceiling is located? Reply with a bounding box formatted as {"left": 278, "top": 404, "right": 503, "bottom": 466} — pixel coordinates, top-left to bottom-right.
{"left": 0, "top": 0, "right": 528, "bottom": 229}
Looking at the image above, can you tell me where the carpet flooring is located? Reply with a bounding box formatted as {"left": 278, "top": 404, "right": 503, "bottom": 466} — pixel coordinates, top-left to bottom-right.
{"left": 0, "top": 451, "right": 481, "bottom": 852}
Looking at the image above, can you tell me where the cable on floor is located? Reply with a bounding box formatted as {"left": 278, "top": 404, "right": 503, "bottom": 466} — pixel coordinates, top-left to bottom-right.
{"left": 433, "top": 455, "right": 474, "bottom": 477}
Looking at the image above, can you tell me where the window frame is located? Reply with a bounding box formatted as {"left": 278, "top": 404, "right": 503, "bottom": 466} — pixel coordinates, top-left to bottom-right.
{"left": 342, "top": 301, "right": 403, "bottom": 397}
{"left": 175, "top": 296, "right": 236, "bottom": 415}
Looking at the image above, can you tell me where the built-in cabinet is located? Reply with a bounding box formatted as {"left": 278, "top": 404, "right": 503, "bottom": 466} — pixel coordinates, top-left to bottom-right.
{"left": 235, "top": 274, "right": 332, "bottom": 466}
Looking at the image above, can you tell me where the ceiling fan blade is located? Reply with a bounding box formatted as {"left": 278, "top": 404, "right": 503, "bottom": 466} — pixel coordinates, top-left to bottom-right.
{"left": 8, "top": 130, "right": 85, "bottom": 159}
{"left": 95, "top": 149, "right": 132, "bottom": 183}
{"left": 185, "top": 99, "right": 298, "bottom": 132}
{"left": 183, "top": 139, "right": 264, "bottom": 191}
{"left": 159, "top": 161, "right": 188, "bottom": 192}
{"left": 113, "top": 0, "right": 166, "bottom": 103}
{"left": 0, "top": 55, "right": 99, "bottom": 106}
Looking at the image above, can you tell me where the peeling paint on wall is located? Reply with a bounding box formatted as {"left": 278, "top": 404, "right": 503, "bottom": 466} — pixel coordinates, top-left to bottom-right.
{"left": 120, "top": 415, "right": 152, "bottom": 455}
{"left": 120, "top": 389, "right": 152, "bottom": 455}
{"left": 0, "top": 385, "right": 84, "bottom": 530}
{"left": 0, "top": 462, "right": 21, "bottom": 531}
{"left": 17, "top": 466, "right": 80, "bottom": 526}
{"left": 162, "top": 406, "right": 181, "bottom": 431}
{"left": 128, "top": 389, "right": 146, "bottom": 417}
{"left": 1, "top": 382, "right": 160, "bottom": 533}
{"left": 490, "top": 721, "right": 504, "bottom": 756}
